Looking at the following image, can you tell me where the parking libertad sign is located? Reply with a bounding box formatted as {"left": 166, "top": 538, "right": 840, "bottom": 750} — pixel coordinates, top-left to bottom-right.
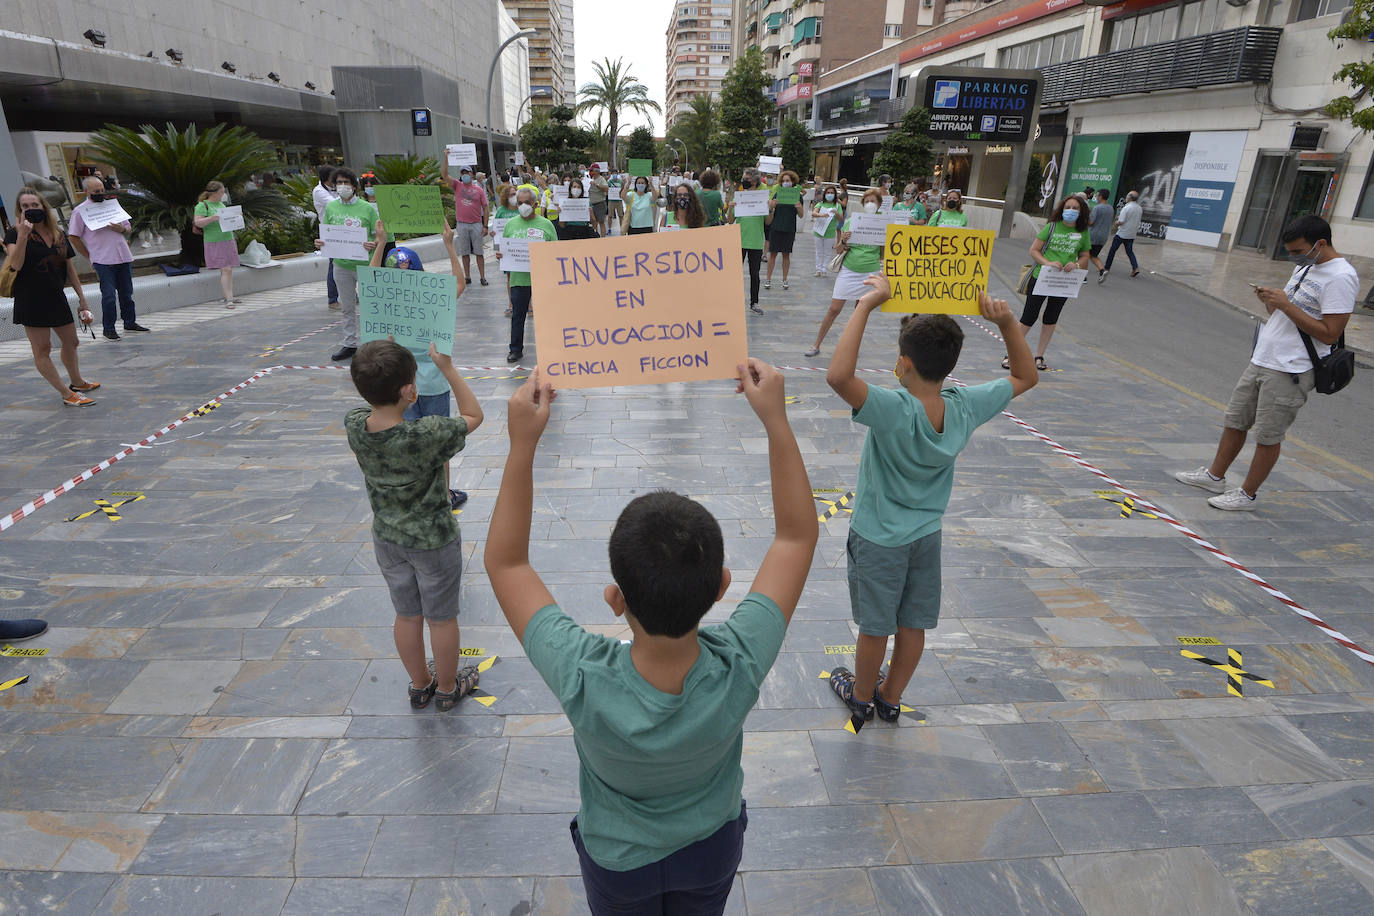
{"left": 921, "top": 74, "right": 1038, "bottom": 142}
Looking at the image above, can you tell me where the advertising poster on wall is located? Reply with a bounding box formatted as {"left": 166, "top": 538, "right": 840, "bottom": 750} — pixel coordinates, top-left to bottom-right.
{"left": 1065, "top": 134, "right": 1128, "bottom": 203}
{"left": 1119, "top": 132, "right": 1190, "bottom": 240}
{"left": 1166, "top": 130, "right": 1249, "bottom": 249}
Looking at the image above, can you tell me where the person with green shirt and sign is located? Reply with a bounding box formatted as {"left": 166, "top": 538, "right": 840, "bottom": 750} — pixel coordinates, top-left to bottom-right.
{"left": 315, "top": 168, "right": 380, "bottom": 363}
{"left": 497, "top": 186, "right": 557, "bottom": 364}
{"left": 893, "top": 183, "right": 928, "bottom": 226}
{"left": 811, "top": 183, "right": 843, "bottom": 277}
{"left": 193, "top": 181, "right": 241, "bottom": 308}
{"left": 729, "top": 167, "right": 767, "bottom": 315}
{"left": 928, "top": 189, "right": 968, "bottom": 228}
{"left": 1007, "top": 196, "right": 1091, "bottom": 371}
{"left": 806, "top": 187, "right": 885, "bottom": 358}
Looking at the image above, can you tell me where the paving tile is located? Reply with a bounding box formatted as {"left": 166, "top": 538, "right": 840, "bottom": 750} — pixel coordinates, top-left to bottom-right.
{"left": 1057, "top": 848, "right": 1248, "bottom": 916}
{"left": 1034, "top": 792, "right": 1173, "bottom": 854}
{"left": 363, "top": 814, "right": 582, "bottom": 877}
{"left": 143, "top": 738, "right": 326, "bottom": 814}
{"left": 496, "top": 737, "right": 580, "bottom": 814}
{"left": 1287, "top": 712, "right": 1374, "bottom": 778}
{"left": 281, "top": 878, "right": 416, "bottom": 915}
{"left": 293, "top": 815, "right": 382, "bottom": 878}
{"left": 0, "top": 871, "right": 115, "bottom": 914}
{"left": 405, "top": 877, "right": 539, "bottom": 915}
{"left": 740, "top": 730, "right": 829, "bottom": 808}
{"left": 738, "top": 805, "right": 907, "bottom": 870}
{"left": 92, "top": 875, "right": 293, "bottom": 915}
{"left": 742, "top": 867, "right": 880, "bottom": 915}
{"left": 1204, "top": 839, "right": 1374, "bottom": 916}
{"left": 1245, "top": 781, "right": 1374, "bottom": 839}
{"left": 1061, "top": 720, "right": 1218, "bottom": 791}
{"left": 207, "top": 659, "right": 368, "bottom": 717}
{"left": 1030, "top": 648, "right": 1175, "bottom": 701}
{"left": 935, "top": 648, "right": 1066, "bottom": 705}
{"left": 982, "top": 722, "right": 1108, "bottom": 796}
{"left": 298, "top": 738, "right": 506, "bottom": 815}
{"left": 1323, "top": 835, "right": 1374, "bottom": 900}
{"left": 1140, "top": 787, "right": 1279, "bottom": 847}
{"left": 0, "top": 810, "right": 162, "bottom": 872}
{"left": 810, "top": 727, "right": 1016, "bottom": 803}
{"left": 106, "top": 660, "right": 244, "bottom": 715}
{"left": 0, "top": 736, "right": 183, "bottom": 811}
{"left": 868, "top": 859, "right": 1086, "bottom": 916}
{"left": 888, "top": 799, "right": 1061, "bottom": 863}
{"left": 132, "top": 815, "right": 295, "bottom": 877}
{"left": 1163, "top": 717, "right": 1347, "bottom": 786}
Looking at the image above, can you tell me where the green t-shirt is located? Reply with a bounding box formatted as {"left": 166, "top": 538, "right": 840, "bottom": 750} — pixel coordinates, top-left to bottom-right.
{"left": 736, "top": 214, "right": 765, "bottom": 250}
{"left": 502, "top": 214, "right": 558, "bottom": 287}
{"left": 345, "top": 406, "right": 467, "bottom": 550}
{"left": 195, "top": 200, "right": 234, "bottom": 243}
{"left": 699, "top": 188, "right": 724, "bottom": 226}
{"left": 493, "top": 205, "right": 520, "bottom": 220}
{"left": 851, "top": 380, "right": 1013, "bottom": 547}
{"left": 840, "top": 217, "right": 881, "bottom": 274}
{"left": 894, "top": 200, "right": 928, "bottom": 222}
{"left": 814, "top": 201, "right": 842, "bottom": 239}
{"left": 522, "top": 592, "right": 786, "bottom": 871}
{"left": 1032, "top": 220, "right": 1092, "bottom": 277}
{"left": 323, "top": 198, "right": 379, "bottom": 270}
{"left": 928, "top": 208, "right": 968, "bottom": 228}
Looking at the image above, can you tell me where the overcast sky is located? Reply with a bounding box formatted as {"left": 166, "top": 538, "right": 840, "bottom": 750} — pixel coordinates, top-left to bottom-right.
{"left": 572, "top": 0, "right": 675, "bottom": 136}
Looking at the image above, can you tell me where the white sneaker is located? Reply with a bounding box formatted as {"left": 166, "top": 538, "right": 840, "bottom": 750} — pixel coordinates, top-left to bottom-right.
{"left": 1174, "top": 466, "right": 1227, "bottom": 494}
{"left": 805, "top": 346, "right": 820, "bottom": 357}
{"left": 764, "top": 279, "right": 771, "bottom": 289}
{"left": 1208, "top": 488, "right": 1257, "bottom": 511}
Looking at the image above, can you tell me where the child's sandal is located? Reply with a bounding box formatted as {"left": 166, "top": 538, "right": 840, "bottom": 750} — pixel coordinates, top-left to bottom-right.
{"left": 828, "top": 666, "right": 874, "bottom": 721}
{"left": 434, "top": 665, "right": 480, "bottom": 712}
{"left": 408, "top": 677, "right": 437, "bottom": 709}
{"left": 873, "top": 688, "right": 902, "bottom": 722}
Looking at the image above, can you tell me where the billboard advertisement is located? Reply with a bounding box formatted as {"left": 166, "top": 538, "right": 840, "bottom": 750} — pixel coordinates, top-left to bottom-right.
{"left": 1064, "top": 134, "right": 1128, "bottom": 202}
{"left": 1119, "top": 131, "right": 1190, "bottom": 240}
{"left": 921, "top": 74, "right": 1038, "bottom": 142}
{"left": 1166, "top": 130, "right": 1249, "bottom": 248}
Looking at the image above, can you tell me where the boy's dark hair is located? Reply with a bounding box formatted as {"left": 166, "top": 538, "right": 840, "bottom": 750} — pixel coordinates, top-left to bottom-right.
{"left": 1097, "top": 188, "right": 1110, "bottom": 201}
{"left": 699, "top": 168, "right": 720, "bottom": 189}
{"left": 608, "top": 491, "right": 724, "bottom": 637}
{"left": 350, "top": 340, "right": 417, "bottom": 406}
{"left": 1281, "top": 214, "right": 1331, "bottom": 246}
{"left": 333, "top": 167, "right": 358, "bottom": 186}
{"left": 899, "top": 314, "right": 964, "bottom": 381}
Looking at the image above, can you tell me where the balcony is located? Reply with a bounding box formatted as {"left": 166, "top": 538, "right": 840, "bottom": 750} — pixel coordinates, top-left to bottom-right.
{"left": 1039, "top": 26, "right": 1281, "bottom": 106}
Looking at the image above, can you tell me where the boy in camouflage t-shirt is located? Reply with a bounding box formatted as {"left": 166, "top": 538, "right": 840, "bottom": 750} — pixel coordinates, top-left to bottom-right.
{"left": 345, "top": 340, "right": 484, "bottom": 711}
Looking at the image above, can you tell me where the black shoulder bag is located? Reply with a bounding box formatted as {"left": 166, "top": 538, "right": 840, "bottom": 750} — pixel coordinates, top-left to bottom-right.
{"left": 1298, "top": 328, "right": 1355, "bottom": 395}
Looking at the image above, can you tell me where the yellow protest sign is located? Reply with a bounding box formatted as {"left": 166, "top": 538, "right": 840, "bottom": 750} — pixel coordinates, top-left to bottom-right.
{"left": 881, "top": 226, "right": 994, "bottom": 315}
{"left": 530, "top": 224, "right": 748, "bottom": 389}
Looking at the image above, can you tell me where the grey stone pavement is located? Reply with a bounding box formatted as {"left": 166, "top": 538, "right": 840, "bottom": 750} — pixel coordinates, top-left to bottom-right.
{"left": 2, "top": 225, "right": 1374, "bottom": 916}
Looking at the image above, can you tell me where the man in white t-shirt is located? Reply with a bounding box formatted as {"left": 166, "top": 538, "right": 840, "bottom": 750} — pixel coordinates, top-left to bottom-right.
{"left": 312, "top": 165, "right": 340, "bottom": 309}
{"left": 1175, "top": 215, "right": 1358, "bottom": 510}
{"left": 1101, "top": 190, "right": 1142, "bottom": 280}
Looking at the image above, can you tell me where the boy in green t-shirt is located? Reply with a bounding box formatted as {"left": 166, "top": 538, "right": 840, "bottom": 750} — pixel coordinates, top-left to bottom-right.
{"left": 824, "top": 275, "right": 1038, "bottom": 728}
{"left": 484, "top": 360, "right": 818, "bottom": 912}
{"left": 345, "top": 339, "right": 484, "bottom": 712}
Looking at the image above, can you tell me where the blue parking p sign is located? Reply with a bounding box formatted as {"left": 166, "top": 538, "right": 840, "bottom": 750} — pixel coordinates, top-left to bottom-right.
{"left": 981, "top": 115, "right": 998, "bottom": 132}
{"left": 932, "top": 80, "right": 960, "bottom": 108}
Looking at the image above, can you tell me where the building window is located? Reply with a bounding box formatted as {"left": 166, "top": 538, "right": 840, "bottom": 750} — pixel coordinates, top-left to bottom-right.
{"left": 884, "top": 23, "right": 902, "bottom": 38}
{"left": 1294, "top": 0, "right": 1353, "bottom": 18}
{"left": 1108, "top": 0, "right": 1224, "bottom": 51}
{"left": 896, "top": 76, "right": 909, "bottom": 98}
{"left": 998, "top": 28, "right": 1083, "bottom": 69}
{"left": 948, "top": 53, "right": 986, "bottom": 67}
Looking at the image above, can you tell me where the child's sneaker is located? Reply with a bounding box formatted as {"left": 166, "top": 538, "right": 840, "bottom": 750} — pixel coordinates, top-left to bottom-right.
{"left": 828, "top": 667, "right": 874, "bottom": 721}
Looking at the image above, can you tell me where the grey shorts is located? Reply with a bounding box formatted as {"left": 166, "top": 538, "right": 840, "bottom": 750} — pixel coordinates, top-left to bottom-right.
{"left": 455, "top": 221, "right": 486, "bottom": 257}
{"left": 374, "top": 535, "right": 463, "bottom": 621}
{"left": 846, "top": 529, "right": 942, "bottom": 636}
{"left": 592, "top": 200, "right": 608, "bottom": 221}
{"left": 1223, "top": 363, "right": 1315, "bottom": 446}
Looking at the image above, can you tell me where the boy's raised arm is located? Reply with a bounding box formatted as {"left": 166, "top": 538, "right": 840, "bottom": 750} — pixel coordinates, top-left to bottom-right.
{"left": 485, "top": 370, "right": 558, "bottom": 643}
{"left": 442, "top": 222, "right": 467, "bottom": 298}
{"left": 739, "top": 359, "right": 817, "bottom": 624}
{"left": 979, "top": 292, "right": 1037, "bottom": 398}
{"left": 369, "top": 219, "right": 388, "bottom": 267}
{"left": 825, "top": 273, "right": 892, "bottom": 411}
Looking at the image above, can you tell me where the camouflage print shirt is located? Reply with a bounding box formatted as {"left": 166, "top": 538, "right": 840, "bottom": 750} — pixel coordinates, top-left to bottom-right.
{"left": 345, "top": 406, "right": 467, "bottom": 550}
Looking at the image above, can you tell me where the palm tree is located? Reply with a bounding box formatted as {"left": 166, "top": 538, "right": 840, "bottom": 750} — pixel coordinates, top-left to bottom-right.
{"left": 575, "top": 58, "right": 662, "bottom": 171}
{"left": 88, "top": 122, "right": 290, "bottom": 265}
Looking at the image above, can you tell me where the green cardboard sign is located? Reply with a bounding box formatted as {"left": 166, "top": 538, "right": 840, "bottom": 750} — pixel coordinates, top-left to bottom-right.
{"left": 1065, "top": 134, "right": 1128, "bottom": 202}
{"left": 357, "top": 267, "right": 460, "bottom": 355}
{"left": 628, "top": 159, "right": 653, "bottom": 178}
{"left": 776, "top": 187, "right": 801, "bottom": 205}
{"left": 374, "top": 184, "right": 447, "bottom": 234}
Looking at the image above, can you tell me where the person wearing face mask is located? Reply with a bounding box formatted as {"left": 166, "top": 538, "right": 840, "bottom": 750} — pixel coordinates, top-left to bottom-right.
{"left": 764, "top": 170, "right": 804, "bottom": 291}
{"left": 928, "top": 190, "right": 968, "bottom": 228}
{"left": 440, "top": 160, "right": 491, "bottom": 287}
{"left": 491, "top": 185, "right": 521, "bottom": 315}
{"left": 560, "top": 178, "right": 597, "bottom": 240}
{"left": 806, "top": 188, "right": 885, "bottom": 357}
{"left": 1100, "top": 189, "right": 1142, "bottom": 281}
{"left": 314, "top": 168, "right": 380, "bottom": 362}
{"left": 729, "top": 168, "right": 766, "bottom": 314}
{"left": 622, "top": 176, "right": 658, "bottom": 235}
{"left": 1006, "top": 196, "right": 1091, "bottom": 372}
{"left": 312, "top": 165, "right": 341, "bottom": 310}
{"left": 893, "top": 183, "right": 928, "bottom": 226}
{"left": 69, "top": 176, "right": 148, "bottom": 340}
{"left": 811, "top": 184, "right": 843, "bottom": 278}
{"left": 194, "top": 180, "right": 243, "bottom": 308}
{"left": 662, "top": 185, "right": 706, "bottom": 230}
{"left": 3, "top": 186, "right": 99, "bottom": 405}
{"left": 496, "top": 187, "right": 557, "bottom": 362}
{"left": 837, "top": 178, "right": 850, "bottom": 218}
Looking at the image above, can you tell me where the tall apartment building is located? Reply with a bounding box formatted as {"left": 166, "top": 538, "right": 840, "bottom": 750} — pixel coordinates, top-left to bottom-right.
{"left": 665, "top": 2, "right": 734, "bottom": 129}
{"left": 502, "top": 0, "right": 569, "bottom": 113}
{"left": 560, "top": 0, "right": 577, "bottom": 102}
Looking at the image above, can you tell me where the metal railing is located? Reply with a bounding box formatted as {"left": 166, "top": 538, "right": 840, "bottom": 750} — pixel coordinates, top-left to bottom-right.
{"left": 1039, "top": 26, "right": 1281, "bottom": 105}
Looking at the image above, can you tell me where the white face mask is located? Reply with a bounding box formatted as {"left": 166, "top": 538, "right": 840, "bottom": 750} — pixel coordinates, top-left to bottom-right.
{"left": 781, "top": 181, "right": 793, "bottom": 188}
{"left": 508, "top": 197, "right": 518, "bottom": 208}
{"left": 863, "top": 201, "right": 879, "bottom": 214}
{"left": 571, "top": 188, "right": 582, "bottom": 198}
{"left": 518, "top": 203, "right": 534, "bottom": 218}
{"left": 825, "top": 193, "right": 836, "bottom": 202}
{"left": 336, "top": 184, "right": 354, "bottom": 200}
{"left": 636, "top": 182, "right": 648, "bottom": 193}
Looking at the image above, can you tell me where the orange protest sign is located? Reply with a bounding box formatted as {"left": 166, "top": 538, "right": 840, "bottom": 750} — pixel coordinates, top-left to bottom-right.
{"left": 530, "top": 225, "right": 748, "bottom": 389}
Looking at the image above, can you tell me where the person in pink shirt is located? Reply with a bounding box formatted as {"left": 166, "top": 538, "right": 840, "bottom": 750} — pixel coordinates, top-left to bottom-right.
{"left": 68, "top": 176, "right": 149, "bottom": 340}
{"left": 440, "top": 159, "right": 489, "bottom": 287}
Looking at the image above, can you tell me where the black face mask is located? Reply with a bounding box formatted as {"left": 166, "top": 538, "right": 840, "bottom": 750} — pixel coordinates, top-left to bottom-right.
{"left": 88, "top": 193, "right": 107, "bottom": 203}
{"left": 23, "top": 208, "right": 45, "bottom": 225}
{"left": 740, "top": 180, "right": 753, "bottom": 189}
{"left": 676, "top": 198, "right": 691, "bottom": 208}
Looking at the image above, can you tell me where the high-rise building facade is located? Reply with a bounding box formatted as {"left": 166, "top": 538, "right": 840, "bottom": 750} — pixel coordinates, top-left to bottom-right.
{"left": 561, "top": 0, "right": 577, "bottom": 104}
{"left": 665, "top": 2, "right": 733, "bottom": 129}
{"left": 502, "top": 0, "right": 568, "bottom": 113}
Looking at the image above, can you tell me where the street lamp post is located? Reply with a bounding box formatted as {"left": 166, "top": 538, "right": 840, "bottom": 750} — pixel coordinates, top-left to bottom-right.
{"left": 672, "top": 139, "right": 688, "bottom": 172}
{"left": 486, "top": 28, "right": 536, "bottom": 199}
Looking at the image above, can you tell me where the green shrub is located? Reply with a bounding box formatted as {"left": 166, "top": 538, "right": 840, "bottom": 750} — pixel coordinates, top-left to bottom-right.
{"left": 237, "top": 215, "right": 318, "bottom": 256}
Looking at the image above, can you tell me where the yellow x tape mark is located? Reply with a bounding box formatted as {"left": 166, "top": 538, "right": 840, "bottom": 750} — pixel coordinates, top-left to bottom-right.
{"left": 815, "top": 491, "right": 855, "bottom": 522}
{"left": 1181, "top": 648, "right": 1276, "bottom": 697}
{"left": 66, "top": 494, "right": 145, "bottom": 522}
{"left": 1093, "top": 489, "right": 1160, "bottom": 520}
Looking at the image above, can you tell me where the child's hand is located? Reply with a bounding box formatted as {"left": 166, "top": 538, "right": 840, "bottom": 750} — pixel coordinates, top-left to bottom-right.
{"left": 443, "top": 224, "right": 455, "bottom": 247}
{"left": 978, "top": 291, "right": 1015, "bottom": 327}
{"left": 507, "top": 367, "right": 556, "bottom": 448}
{"left": 375, "top": 219, "right": 387, "bottom": 242}
{"left": 736, "top": 358, "right": 786, "bottom": 423}
{"left": 428, "top": 341, "right": 454, "bottom": 369}
{"left": 859, "top": 273, "right": 892, "bottom": 309}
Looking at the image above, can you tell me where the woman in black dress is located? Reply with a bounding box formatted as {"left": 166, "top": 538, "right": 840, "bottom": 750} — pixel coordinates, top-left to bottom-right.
{"left": 2, "top": 187, "right": 98, "bottom": 405}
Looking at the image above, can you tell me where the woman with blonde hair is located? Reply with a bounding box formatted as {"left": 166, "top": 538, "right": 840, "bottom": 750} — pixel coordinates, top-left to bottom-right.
{"left": 805, "top": 187, "right": 884, "bottom": 357}
{"left": 2, "top": 186, "right": 99, "bottom": 405}
{"left": 193, "top": 180, "right": 241, "bottom": 307}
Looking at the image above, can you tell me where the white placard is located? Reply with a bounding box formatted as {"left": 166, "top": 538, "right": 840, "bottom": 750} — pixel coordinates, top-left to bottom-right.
{"left": 1032, "top": 268, "right": 1088, "bottom": 298}
{"left": 490, "top": 217, "right": 509, "bottom": 249}
{"left": 216, "top": 205, "right": 245, "bottom": 232}
{"left": 79, "top": 198, "right": 133, "bottom": 231}
{"left": 812, "top": 211, "right": 835, "bottom": 238}
{"left": 592, "top": 161, "right": 609, "bottom": 172}
{"left": 447, "top": 143, "right": 478, "bottom": 169}
{"left": 758, "top": 155, "right": 782, "bottom": 175}
{"left": 608, "top": 186, "right": 622, "bottom": 202}
{"left": 500, "top": 236, "right": 544, "bottom": 273}
{"left": 559, "top": 197, "right": 590, "bottom": 222}
{"left": 551, "top": 185, "right": 569, "bottom": 203}
{"left": 513, "top": 151, "right": 525, "bottom": 166}
{"left": 668, "top": 177, "right": 682, "bottom": 188}
{"left": 880, "top": 195, "right": 895, "bottom": 212}
{"left": 846, "top": 213, "right": 904, "bottom": 247}
{"left": 732, "top": 190, "right": 770, "bottom": 218}
{"left": 319, "top": 223, "right": 368, "bottom": 260}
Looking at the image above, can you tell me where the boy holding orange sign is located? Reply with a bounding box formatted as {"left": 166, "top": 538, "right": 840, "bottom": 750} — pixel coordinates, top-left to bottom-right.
{"left": 823, "top": 274, "right": 1037, "bottom": 727}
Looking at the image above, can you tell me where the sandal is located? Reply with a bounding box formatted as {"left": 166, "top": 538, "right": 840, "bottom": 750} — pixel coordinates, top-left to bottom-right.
{"left": 1000, "top": 356, "right": 1010, "bottom": 369}
{"left": 408, "top": 676, "right": 437, "bottom": 709}
{"left": 434, "top": 665, "right": 480, "bottom": 712}
{"left": 1035, "top": 356, "right": 1048, "bottom": 371}
{"left": 221, "top": 298, "right": 236, "bottom": 309}
{"left": 873, "top": 674, "right": 902, "bottom": 723}
{"left": 828, "top": 666, "right": 874, "bottom": 721}
{"left": 69, "top": 380, "right": 101, "bottom": 392}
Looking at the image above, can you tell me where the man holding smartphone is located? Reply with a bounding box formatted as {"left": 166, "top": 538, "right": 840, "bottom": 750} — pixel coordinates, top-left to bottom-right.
{"left": 1173, "top": 215, "right": 1358, "bottom": 511}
